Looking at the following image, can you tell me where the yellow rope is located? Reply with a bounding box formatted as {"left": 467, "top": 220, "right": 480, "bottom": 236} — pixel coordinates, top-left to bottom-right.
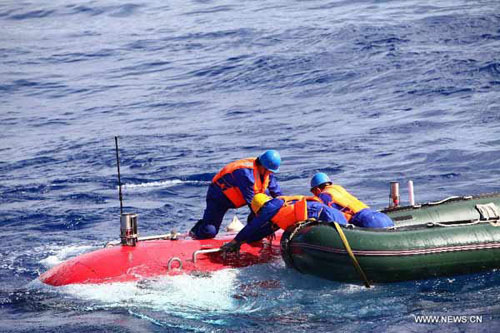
{"left": 333, "top": 222, "right": 371, "bottom": 288}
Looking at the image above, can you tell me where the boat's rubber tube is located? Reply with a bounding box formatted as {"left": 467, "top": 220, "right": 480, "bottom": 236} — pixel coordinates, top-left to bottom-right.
{"left": 281, "top": 219, "right": 500, "bottom": 283}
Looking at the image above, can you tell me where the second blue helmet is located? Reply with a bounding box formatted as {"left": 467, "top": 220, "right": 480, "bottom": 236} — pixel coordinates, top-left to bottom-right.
{"left": 310, "top": 172, "right": 332, "bottom": 189}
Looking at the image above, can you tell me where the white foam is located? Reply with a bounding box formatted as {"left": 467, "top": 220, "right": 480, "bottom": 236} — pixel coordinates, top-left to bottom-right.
{"left": 57, "top": 269, "right": 242, "bottom": 316}
{"left": 39, "top": 244, "right": 95, "bottom": 268}
{"left": 121, "top": 179, "right": 209, "bottom": 190}
{"left": 339, "top": 282, "right": 374, "bottom": 294}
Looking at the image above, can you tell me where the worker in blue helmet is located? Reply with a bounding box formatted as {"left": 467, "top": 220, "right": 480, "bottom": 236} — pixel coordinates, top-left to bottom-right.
{"left": 310, "top": 172, "right": 394, "bottom": 228}
{"left": 190, "top": 150, "right": 283, "bottom": 239}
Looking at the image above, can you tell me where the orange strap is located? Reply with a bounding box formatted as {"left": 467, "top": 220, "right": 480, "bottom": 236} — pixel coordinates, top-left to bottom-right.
{"left": 278, "top": 195, "right": 321, "bottom": 203}
{"left": 253, "top": 164, "right": 270, "bottom": 194}
{"left": 294, "top": 199, "right": 308, "bottom": 221}
{"left": 278, "top": 195, "right": 305, "bottom": 202}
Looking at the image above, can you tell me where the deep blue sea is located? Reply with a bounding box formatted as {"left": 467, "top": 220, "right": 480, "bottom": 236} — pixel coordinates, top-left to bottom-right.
{"left": 1, "top": 0, "right": 500, "bottom": 331}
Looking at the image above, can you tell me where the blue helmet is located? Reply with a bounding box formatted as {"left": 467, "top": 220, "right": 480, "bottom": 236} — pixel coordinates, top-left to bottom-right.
{"left": 258, "top": 150, "right": 281, "bottom": 173}
{"left": 310, "top": 172, "right": 332, "bottom": 189}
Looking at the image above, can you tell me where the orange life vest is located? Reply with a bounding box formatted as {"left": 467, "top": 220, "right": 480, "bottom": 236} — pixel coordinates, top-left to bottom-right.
{"left": 321, "top": 185, "right": 368, "bottom": 221}
{"left": 212, "top": 158, "right": 270, "bottom": 208}
{"left": 271, "top": 196, "right": 319, "bottom": 229}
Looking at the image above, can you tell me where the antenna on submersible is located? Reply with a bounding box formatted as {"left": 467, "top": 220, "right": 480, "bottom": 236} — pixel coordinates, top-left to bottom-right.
{"left": 115, "top": 136, "right": 138, "bottom": 246}
{"left": 115, "top": 136, "right": 124, "bottom": 215}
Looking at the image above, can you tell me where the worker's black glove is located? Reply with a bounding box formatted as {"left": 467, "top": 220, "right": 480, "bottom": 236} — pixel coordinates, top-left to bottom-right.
{"left": 266, "top": 232, "right": 276, "bottom": 242}
{"left": 220, "top": 241, "right": 241, "bottom": 254}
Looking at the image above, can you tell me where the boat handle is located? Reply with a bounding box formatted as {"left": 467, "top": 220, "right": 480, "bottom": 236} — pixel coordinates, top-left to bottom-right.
{"left": 167, "top": 257, "right": 183, "bottom": 271}
{"left": 192, "top": 248, "right": 221, "bottom": 264}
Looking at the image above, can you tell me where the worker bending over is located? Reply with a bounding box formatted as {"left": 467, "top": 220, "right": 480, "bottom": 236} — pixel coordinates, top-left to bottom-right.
{"left": 220, "top": 193, "right": 347, "bottom": 252}
{"left": 190, "top": 150, "right": 283, "bottom": 239}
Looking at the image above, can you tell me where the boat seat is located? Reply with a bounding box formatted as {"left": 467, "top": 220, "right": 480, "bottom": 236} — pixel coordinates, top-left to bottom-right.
{"left": 476, "top": 203, "right": 500, "bottom": 220}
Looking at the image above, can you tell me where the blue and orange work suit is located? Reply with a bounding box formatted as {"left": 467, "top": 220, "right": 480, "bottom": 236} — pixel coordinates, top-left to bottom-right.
{"left": 191, "top": 157, "right": 282, "bottom": 239}
{"left": 316, "top": 185, "right": 394, "bottom": 228}
{"left": 233, "top": 196, "right": 347, "bottom": 244}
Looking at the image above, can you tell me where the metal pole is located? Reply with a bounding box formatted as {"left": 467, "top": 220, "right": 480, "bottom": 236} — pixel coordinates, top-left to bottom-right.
{"left": 408, "top": 180, "right": 415, "bottom": 206}
{"left": 390, "top": 182, "right": 400, "bottom": 208}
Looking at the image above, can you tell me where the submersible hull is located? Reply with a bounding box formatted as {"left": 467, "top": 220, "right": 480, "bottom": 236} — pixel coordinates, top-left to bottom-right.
{"left": 40, "top": 232, "right": 281, "bottom": 286}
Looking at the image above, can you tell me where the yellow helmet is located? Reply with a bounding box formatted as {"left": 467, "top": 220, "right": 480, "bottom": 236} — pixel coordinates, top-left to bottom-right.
{"left": 251, "top": 193, "right": 272, "bottom": 213}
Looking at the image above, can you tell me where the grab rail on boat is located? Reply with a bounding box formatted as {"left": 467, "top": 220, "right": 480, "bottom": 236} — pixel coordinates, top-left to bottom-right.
{"left": 192, "top": 248, "right": 221, "bottom": 264}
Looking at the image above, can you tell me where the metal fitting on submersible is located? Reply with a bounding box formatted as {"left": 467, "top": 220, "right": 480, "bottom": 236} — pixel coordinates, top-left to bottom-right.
{"left": 120, "top": 213, "right": 138, "bottom": 246}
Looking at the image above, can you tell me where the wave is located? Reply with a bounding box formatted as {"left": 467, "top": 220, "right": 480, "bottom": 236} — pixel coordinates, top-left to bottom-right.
{"left": 39, "top": 244, "right": 96, "bottom": 268}
{"left": 121, "top": 179, "right": 210, "bottom": 190}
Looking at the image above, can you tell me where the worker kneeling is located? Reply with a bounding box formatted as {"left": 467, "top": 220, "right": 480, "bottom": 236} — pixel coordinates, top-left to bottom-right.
{"left": 220, "top": 193, "right": 347, "bottom": 252}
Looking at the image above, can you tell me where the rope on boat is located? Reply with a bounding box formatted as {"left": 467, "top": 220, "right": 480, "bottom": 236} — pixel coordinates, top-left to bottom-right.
{"left": 427, "top": 220, "right": 481, "bottom": 228}
{"left": 332, "top": 222, "right": 371, "bottom": 288}
{"left": 426, "top": 196, "right": 473, "bottom": 205}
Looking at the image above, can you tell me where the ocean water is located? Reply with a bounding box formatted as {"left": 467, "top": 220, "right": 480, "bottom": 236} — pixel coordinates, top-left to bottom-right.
{"left": 1, "top": 0, "right": 500, "bottom": 331}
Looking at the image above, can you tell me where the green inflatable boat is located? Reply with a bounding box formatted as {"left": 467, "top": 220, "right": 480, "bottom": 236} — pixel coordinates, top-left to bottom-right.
{"left": 280, "top": 193, "right": 500, "bottom": 284}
